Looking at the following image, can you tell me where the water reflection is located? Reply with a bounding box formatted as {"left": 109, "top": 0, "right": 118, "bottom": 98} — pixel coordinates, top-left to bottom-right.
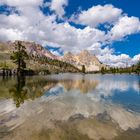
{"left": 0, "top": 74, "right": 140, "bottom": 140}
{"left": 60, "top": 79, "right": 99, "bottom": 93}
{"left": 0, "top": 76, "right": 58, "bottom": 108}
{"left": 9, "top": 76, "right": 26, "bottom": 108}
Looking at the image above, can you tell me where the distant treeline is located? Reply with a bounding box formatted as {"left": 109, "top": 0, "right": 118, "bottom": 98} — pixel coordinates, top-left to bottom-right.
{"left": 30, "top": 55, "right": 80, "bottom": 74}
{"left": 100, "top": 61, "right": 140, "bottom": 74}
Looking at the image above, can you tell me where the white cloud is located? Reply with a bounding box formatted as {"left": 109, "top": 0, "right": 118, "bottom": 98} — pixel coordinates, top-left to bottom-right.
{"left": 109, "top": 16, "right": 140, "bottom": 41}
{"left": 50, "top": 50, "right": 62, "bottom": 56}
{"left": 0, "top": 14, "right": 29, "bottom": 30}
{"left": 50, "top": 0, "right": 68, "bottom": 19}
{"left": 0, "top": 0, "right": 43, "bottom": 7}
{"left": 98, "top": 54, "right": 132, "bottom": 67}
{"left": 0, "top": 28, "right": 24, "bottom": 41}
{"left": 0, "top": 8, "right": 107, "bottom": 54}
{"left": 71, "top": 4, "right": 140, "bottom": 42}
{"left": 0, "top": 1, "right": 140, "bottom": 67}
{"left": 87, "top": 43, "right": 114, "bottom": 56}
{"left": 71, "top": 4, "right": 122, "bottom": 27}
{"left": 132, "top": 54, "right": 140, "bottom": 64}
{"left": 97, "top": 53, "right": 140, "bottom": 68}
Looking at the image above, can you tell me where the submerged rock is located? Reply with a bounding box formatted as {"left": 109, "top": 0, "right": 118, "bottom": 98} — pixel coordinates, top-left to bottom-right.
{"left": 68, "top": 114, "right": 85, "bottom": 121}
{"left": 96, "top": 111, "right": 111, "bottom": 122}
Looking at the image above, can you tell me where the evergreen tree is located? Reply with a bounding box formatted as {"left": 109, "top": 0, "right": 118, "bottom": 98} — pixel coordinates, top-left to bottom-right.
{"left": 10, "top": 41, "right": 28, "bottom": 75}
{"left": 82, "top": 65, "right": 86, "bottom": 73}
{"left": 101, "top": 67, "right": 105, "bottom": 74}
{"left": 136, "top": 61, "right": 140, "bottom": 74}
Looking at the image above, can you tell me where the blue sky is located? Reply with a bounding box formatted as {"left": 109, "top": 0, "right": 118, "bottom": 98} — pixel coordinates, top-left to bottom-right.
{"left": 67, "top": 0, "right": 140, "bottom": 57}
{"left": 66, "top": 0, "right": 140, "bottom": 17}
{"left": 0, "top": 0, "right": 140, "bottom": 67}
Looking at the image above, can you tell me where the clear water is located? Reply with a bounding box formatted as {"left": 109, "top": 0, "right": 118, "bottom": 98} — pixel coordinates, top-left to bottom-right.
{"left": 0, "top": 74, "right": 140, "bottom": 140}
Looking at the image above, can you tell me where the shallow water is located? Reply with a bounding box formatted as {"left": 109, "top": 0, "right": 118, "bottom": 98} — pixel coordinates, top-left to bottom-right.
{"left": 0, "top": 74, "right": 140, "bottom": 140}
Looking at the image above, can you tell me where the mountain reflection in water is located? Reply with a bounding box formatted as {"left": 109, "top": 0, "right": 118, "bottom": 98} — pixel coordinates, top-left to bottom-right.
{"left": 0, "top": 74, "right": 140, "bottom": 140}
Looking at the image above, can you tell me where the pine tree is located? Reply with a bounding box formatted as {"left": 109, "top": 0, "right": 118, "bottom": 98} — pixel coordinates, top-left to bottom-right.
{"left": 136, "top": 61, "right": 140, "bottom": 74}
{"left": 10, "top": 41, "right": 28, "bottom": 75}
{"left": 82, "top": 65, "right": 86, "bottom": 73}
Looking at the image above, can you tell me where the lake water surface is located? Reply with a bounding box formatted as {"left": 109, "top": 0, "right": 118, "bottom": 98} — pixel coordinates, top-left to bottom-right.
{"left": 0, "top": 74, "right": 140, "bottom": 140}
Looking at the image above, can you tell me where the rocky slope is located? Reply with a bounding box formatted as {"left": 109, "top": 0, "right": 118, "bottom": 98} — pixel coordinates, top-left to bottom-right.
{"left": 61, "top": 50, "right": 105, "bottom": 72}
{"left": 1, "top": 41, "right": 57, "bottom": 59}
{"left": 0, "top": 41, "right": 80, "bottom": 73}
{"left": 0, "top": 41, "right": 106, "bottom": 73}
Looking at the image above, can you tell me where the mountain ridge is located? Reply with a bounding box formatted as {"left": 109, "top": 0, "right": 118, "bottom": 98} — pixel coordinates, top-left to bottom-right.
{"left": 0, "top": 41, "right": 80, "bottom": 73}
{"left": 61, "top": 50, "right": 105, "bottom": 72}
{"left": 0, "top": 41, "right": 106, "bottom": 73}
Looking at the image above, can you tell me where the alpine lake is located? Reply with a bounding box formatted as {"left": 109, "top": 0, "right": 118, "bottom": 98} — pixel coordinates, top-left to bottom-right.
{"left": 0, "top": 73, "right": 140, "bottom": 140}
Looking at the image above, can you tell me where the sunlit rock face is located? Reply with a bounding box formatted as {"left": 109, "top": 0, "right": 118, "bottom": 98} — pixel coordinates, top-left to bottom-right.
{"left": 0, "top": 41, "right": 80, "bottom": 73}
{"left": 0, "top": 41, "right": 57, "bottom": 59}
{"left": 0, "top": 74, "right": 140, "bottom": 140}
{"left": 61, "top": 50, "right": 106, "bottom": 72}
{"left": 0, "top": 41, "right": 58, "bottom": 71}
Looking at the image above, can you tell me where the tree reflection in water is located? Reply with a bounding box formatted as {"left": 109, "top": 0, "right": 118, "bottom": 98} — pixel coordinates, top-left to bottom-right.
{"left": 9, "top": 76, "right": 27, "bottom": 108}
{"left": 6, "top": 76, "right": 58, "bottom": 108}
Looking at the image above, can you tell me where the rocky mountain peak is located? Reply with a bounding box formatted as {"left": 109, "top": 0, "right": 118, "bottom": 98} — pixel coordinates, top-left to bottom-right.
{"left": 3, "top": 41, "right": 57, "bottom": 60}
{"left": 80, "top": 50, "right": 90, "bottom": 56}
{"left": 0, "top": 41, "right": 80, "bottom": 73}
{"left": 65, "top": 52, "right": 73, "bottom": 56}
{"left": 61, "top": 50, "right": 105, "bottom": 72}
